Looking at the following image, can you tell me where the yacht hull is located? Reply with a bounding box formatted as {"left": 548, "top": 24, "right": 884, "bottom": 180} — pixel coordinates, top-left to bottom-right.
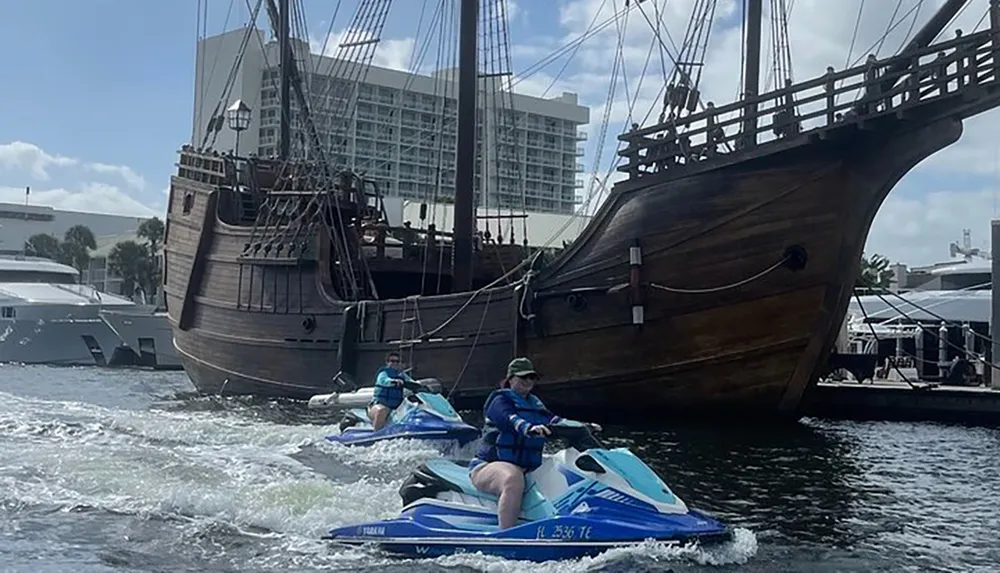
{"left": 0, "top": 311, "right": 124, "bottom": 366}
{"left": 100, "top": 308, "right": 183, "bottom": 370}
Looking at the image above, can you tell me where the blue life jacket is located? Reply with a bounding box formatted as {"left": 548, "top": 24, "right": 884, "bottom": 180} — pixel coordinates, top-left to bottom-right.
{"left": 476, "top": 389, "right": 553, "bottom": 471}
{"left": 371, "top": 366, "right": 405, "bottom": 409}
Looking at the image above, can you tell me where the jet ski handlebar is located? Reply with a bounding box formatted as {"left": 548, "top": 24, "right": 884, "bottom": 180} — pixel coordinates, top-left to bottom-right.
{"left": 330, "top": 371, "right": 359, "bottom": 393}
{"left": 328, "top": 371, "right": 442, "bottom": 395}
{"left": 402, "top": 378, "right": 443, "bottom": 394}
{"left": 548, "top": 420, "right": 604, "bottom": 450}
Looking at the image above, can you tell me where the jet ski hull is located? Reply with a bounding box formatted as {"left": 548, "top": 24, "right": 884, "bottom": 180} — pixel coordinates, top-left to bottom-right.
{"left": 325, "top": 505, "right": 732, "bottom": 561}
{"left": 325, "top": 435, "right": 736, "bottom": 562}
{"left": 326, "top": 409, "right": 480, "bottom": 447}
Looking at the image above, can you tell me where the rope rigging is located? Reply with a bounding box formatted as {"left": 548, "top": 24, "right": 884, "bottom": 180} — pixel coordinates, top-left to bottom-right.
{"left": 852, "top": 280, "right": 1000, "bottom": 385}
{"left": 479, "top": 0, "right": 521, "bottom": 247}
{"left": 766, "top": 0, "right": 793, "bottom": 90}
{"left": 251, "top": 0, "right": 379, "bottom": 301}
{"left": 196, "top": 0, "right": 389, "bottom": 301}
{"left": 660, "top": 0, "right": 716, "bottom": 120}
{"left": 857, "top": 279, "right": 998, "bottom": 348}
{"left": 581, "top": 3, "right": 629, "bottom": 212}
{"left": 852, "top": 290, "right": 920, "bottom": 388}
{"left": 197, "top": 0, "right": 1000, "bottom": 307}
{"left": 193, "top": 0, "right": 1000, "bottom": 301}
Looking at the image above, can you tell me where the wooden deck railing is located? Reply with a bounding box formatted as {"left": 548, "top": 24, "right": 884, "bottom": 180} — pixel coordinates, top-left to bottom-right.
{"left": 618, "top": 28, "right": 1000, "bottom": 177}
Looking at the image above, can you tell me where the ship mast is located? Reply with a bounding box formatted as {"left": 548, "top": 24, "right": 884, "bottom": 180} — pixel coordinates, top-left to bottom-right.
{"left": 739, "top": 0, "right": 763, "bottom": 148}
{"left": 452, "top": 0, "right": 478, "bottom": 292}
{"left": 277, "top": 0, "right": 292, "bottom": 159}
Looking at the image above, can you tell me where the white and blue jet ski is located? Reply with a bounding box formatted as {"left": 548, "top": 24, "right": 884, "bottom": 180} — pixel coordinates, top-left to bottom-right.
{"left": 308, "top": 372, "right": 480, "bottom": 448}
{"left": 323, "top": 422, "right": 732, "bottom": 561}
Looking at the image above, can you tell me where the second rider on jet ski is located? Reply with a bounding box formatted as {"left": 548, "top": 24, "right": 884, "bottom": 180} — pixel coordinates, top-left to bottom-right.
{"left": 469, "top": 357, "right": 602, "bottom": 529}
{"left": 367, "top": 351, "right": 416, "bottom": 431}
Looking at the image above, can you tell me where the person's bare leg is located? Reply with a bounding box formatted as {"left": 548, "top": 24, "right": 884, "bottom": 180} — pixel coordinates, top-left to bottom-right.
{"left": 368, "top": 404, "right": 390, "bottom": 431}
{"left": 471, "top": 461, "right": 525, "bottom": 529}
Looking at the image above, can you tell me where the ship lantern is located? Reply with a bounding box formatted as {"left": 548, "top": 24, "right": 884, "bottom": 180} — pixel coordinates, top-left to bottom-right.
{"left": 226, "top": 99, "right": 253, "bottom": 155}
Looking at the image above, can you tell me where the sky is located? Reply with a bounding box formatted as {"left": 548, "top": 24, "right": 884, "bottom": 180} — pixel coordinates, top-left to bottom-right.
{"left": 0, "top": 0, "right": 998, "bottom": 267}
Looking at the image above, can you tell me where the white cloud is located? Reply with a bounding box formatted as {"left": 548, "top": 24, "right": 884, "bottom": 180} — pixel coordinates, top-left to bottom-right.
{"left": 869, "top": 187, "right": 1000, "bottom": 265}
{"left": 0, "top": 141, "right": 158, "bottom": 217}
{"left": 0, "top": 183, "right": 158, "bottom": 218}
{"left": 85, "top": 162, "right": 147, "bottom": 190}
{"left": 0, "top": 141, "right": 77, "bottom": 180}
{"left": 309, "top": 28, "right": 416, "bottom": 72}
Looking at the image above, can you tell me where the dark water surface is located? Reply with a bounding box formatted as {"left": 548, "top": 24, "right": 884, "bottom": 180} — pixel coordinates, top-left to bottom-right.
{"left": 1, "top": 364, "right": 996, "bottom": 572}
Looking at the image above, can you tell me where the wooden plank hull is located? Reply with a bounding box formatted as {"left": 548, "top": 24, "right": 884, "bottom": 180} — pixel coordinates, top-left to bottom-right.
{"left": 163, "top": 118, "right": 962, "bottom": 421}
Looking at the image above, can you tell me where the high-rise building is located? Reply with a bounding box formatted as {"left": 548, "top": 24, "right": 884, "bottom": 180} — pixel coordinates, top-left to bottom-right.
{"left": 193, "top": 28, "right": 590, "bottom": 215}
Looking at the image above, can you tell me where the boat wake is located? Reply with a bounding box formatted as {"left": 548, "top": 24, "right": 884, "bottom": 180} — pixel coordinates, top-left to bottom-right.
{"left": 0, "top": 385, "right": 757, "bottom": 571}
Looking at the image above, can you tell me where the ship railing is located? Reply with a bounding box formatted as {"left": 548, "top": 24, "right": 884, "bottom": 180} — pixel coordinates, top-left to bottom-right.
{"left": 619, "top": 28, "right": 1000, "bottom": 178}
{"left": 175, "top": 147, "right": 230, "bottom": 187}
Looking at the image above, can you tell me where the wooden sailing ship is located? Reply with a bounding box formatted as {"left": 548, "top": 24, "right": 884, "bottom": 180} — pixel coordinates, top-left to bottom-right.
{"left": 165, "top": 0, "right": 1000, "bottom": 421}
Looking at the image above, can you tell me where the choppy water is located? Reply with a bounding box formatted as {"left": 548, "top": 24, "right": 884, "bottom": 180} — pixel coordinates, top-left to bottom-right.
{"left": 0, "top": 365, "right": 996, "bottom": 572}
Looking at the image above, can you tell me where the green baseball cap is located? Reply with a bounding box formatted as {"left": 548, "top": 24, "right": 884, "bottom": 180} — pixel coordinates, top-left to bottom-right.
{"left": 507, "top": 357, "right": 538, "bottom": 377}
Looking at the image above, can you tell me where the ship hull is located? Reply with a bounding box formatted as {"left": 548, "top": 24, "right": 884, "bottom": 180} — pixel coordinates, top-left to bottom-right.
{"left": 164, "top": 118, "right": 962, "bottom": 421}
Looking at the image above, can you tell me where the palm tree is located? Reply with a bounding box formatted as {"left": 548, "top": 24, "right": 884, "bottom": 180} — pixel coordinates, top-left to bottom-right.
{"left": 857, "top": 253, "right": 894, "bottom": 290}
{"left": 62, "top": 224, "right": 97, "bottom": 273}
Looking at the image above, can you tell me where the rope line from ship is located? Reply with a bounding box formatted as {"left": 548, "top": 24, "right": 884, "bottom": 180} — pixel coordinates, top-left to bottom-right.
{"left": 852, "top": 278, "right": 1000, "bottom": 384}
{"left": 539, "top": 163, "right": 840, "bottom": 294}
{"left": 647, "top": 255, "right": 790, "bottom": 295}
{"left": 857, "top": 279, "right": 1000, "bottom": 367}
{"left": 415, "top": 250, "right": 542, "bottom": 341}
{"left": 859, "top": 279, "right": 996, "bottom": 346}
{"left": 403, "top": 257, "right": 535, "bottom": 399}
{"left": 853, "top": 291, "right": 919, "bottom": 389}
{"left": 513, "top": 251, "right": 794, "bottom": 323}
{"left": 445, "top": 288, "right": 493, "bottom": 401}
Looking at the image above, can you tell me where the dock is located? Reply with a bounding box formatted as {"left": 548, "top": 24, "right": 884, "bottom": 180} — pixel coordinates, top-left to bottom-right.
{"left": 803, "top": 381, "right": 1000, "bottom": 424}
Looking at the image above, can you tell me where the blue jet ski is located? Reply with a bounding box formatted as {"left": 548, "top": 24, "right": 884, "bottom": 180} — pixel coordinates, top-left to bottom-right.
{"left": 311, "top": 374, "right": 480, "bottom": 448}
{"left": 323, "top": 422, "right": 732, "bottom": 561}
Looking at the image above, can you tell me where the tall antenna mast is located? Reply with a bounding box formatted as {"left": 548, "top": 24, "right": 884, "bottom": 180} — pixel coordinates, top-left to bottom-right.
{"left": 277, "top": 0, "right": 292, "bottom": 159}
{"left": 452, "top": 0, "right": 479, "bottom": 292}
{"left": 740, "top": 0, "right": 763, "bottom": 148}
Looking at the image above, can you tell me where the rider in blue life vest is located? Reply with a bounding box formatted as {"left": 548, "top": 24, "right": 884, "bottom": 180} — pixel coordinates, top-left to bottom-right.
{"left": 367, "top": 351, "right": 415, "bottom": 431}
{"left": 468, "top": 357, "right": 601, "bottom": 530}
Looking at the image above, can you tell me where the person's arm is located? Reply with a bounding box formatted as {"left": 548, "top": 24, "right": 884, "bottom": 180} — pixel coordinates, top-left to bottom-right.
{"left": 375, "top": 370, "right": 400, "bottom": 388}
{"left": 400, "top": 370, "right": 416, "bottom": 383}
{"left": 485, "top": 394, "right": 541, "bottom": 437}
{"left": 534, "top": 397, "right": 564, "bottom": 426}
{"left": 538, "top": 400, "right": 600, "bottom": 432}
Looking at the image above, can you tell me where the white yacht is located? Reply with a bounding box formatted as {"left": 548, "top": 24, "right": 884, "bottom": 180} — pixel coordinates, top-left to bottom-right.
{"left": 0, "top": 256, "right": 142, "bottom": 365}
{"left": 99, "top": 305, "right": 182, "bottom": 370}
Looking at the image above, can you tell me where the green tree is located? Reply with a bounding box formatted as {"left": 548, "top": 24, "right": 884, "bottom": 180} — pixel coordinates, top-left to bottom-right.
{"left": 136, "top": 216, "right": 164, "bottom": 291}
{"left": 107, "top": 240, "right": 157, "bottom": 299}
{"left": 61, "top": 224, "right": 97, "bottom": 272}
{"left": 137, "top": 217, "right": 165, "bottom": 253}
{"left": 857, "top": 252, "right": 894, "bottom": 289}
{"left": 24, "top": 233, "right": 65, "bottom": 262}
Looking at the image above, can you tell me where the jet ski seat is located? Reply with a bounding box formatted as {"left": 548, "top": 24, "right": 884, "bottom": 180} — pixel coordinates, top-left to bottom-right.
{"left": 399, "top": 458, "right": 556, "bottom": 521}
